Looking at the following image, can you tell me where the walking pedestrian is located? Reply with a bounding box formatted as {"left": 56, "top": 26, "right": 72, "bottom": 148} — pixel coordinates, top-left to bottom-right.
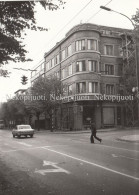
{"left": 90, "top": 122, "right": 102, "bottom": 144}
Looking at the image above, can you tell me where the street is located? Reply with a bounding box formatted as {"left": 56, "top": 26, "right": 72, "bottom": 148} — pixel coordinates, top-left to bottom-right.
{"left": 0, "top": 129, "right": 139, "bottom": 195}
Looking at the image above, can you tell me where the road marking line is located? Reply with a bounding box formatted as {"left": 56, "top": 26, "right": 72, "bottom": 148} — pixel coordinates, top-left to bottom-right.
{"left": 43, "top": 147, "right": 139, "bottom": 181}
{"left": 16, "top": 142, "right": 32, "bottom": 147}
{"left": 1, "top": 143, "right": 139, "bottom": 155}
{"left": 35, "top": 160, "right": 70, "bottom": 175}
{"left": 1, "top": 145, "right": 68, "bottom": 153}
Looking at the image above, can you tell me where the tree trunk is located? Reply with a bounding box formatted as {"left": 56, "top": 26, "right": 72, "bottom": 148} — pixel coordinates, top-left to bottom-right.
{"left": 36, "top": 112, "right": 40, "bottom": 131}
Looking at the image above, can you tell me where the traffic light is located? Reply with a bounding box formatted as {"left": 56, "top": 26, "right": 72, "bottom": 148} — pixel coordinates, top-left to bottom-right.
{"left": 21, "top": 75, "right": 28, "bottom": 85}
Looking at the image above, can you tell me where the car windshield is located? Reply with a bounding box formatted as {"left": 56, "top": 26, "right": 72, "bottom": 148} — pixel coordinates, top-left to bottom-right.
{"left": 18, "top": 125, "right": 31, "bottom": 129}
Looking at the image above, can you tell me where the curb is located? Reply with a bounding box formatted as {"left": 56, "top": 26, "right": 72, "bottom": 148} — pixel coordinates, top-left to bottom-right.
{"left": 116, "top": 138, "right": 139, "bottom": 143}
{"left": 34, "top": 128, "right": 126, "bottom": 134}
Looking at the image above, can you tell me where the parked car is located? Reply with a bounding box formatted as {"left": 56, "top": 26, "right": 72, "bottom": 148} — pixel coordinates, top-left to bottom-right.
{"left": 12, "top": 125, "right": 34, "bottom": 138}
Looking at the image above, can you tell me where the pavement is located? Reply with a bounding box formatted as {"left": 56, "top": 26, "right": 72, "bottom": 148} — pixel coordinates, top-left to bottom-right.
{"left": 118, "top": 134, "right": 139, "bottom": 142}
{"left": 35, "top": 127, "right": 139, "bottom": 143}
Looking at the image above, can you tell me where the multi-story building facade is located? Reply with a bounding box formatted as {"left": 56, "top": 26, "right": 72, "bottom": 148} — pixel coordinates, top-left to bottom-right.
{"left": 31, "top": 23, "right": 132, "bottom": 130}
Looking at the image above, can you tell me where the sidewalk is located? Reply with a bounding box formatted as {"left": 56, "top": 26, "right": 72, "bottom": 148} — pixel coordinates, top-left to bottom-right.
{"left": 118, "top": 135, "right": 139, "bottom": 142}
{"left": 35, "top": 127, "right": 139, "bottom": 143}
{"left": 35, "top": 126, "right": 139, "bottom": 134}
{"left": 35, "top": 127, "right": 118, "bottom": 134}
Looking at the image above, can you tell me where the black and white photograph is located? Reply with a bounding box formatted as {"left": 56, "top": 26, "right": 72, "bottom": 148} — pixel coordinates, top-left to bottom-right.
{"left": 0, "top": 0, "right": 139, "bottom": 194}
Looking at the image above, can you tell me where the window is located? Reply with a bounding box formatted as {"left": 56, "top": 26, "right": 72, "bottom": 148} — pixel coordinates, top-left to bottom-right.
{"left": 36, "top": 67, "right": 39, "bottom": 73}
{"left": 61, "top": 69, "right": 65, "bottom": 79}
{"left": 49, "top": 60, "right": 53, "bottom": 68}
{"left": 31, "top": 71, "right": 35, "bottom": 77}
{"left": 104, "top": 45, "right": 114, "bottom": 55}
{"left": 102, "top": 30, "right": 112, "bottom": 35}
{"left": 68, "top": 64, "right": 72, "bottom": 76}
{"left": 68, "top": 85, "right": 72, "bottom": 95}
{"left": 89, "top": 82, "right": 98, "bottom": 93}
{"left": 46, "top": 61, "right": 51, "bottom": 71}
{"left": 67, "top": 45, "right": 72, "bottom": 56}
{"left": 61, "top": 67, "right": 67, "bottom": 79}
{"left": 51, "top": 58, "right": 55, "bottom": 67}
{"left": 88, "top": 60, "right": 97, "bottom": 72}
{"left": 55, "top": 71, "right": 60, "bottom": 79}
{"left": 75, "top": 39, "right": 85, "bottom": 51}
{"left": 76, "top": 82, "right": 86, "bottom": 93}
{"left": 105, "top": 64, "right": 114, "bottom": 75}
{"left": 55, "top": 54, "right": 60, "bottom": 64}
{"left": 62, "top": 49, "right": 66, "bottom": 60}
{"left": 87, "top": 39, "right": 97, "bottom": 50}
{"left": 119, "top": 46, "right": 123, "bottom": 57}
{"left": 106, "top": 84, "right": 115, "bottom": 95}
{"left": 40, "top": 63, "right": 44, "bottom": 70}
{"left": 76, "top": 61, "right": 86, "bottom": 72}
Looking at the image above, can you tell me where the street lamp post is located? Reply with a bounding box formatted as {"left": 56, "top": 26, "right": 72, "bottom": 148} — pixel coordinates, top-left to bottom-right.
{"left": 100, "top": 6, "right": 135, "bottom": 27}
{"left": 100, "top": 5, "right": 139, "bottom": 120}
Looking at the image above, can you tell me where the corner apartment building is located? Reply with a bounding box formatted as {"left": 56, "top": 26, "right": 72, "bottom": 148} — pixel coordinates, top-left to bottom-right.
{"left": 31, "top": 23, "right": 132, "bottom": 130}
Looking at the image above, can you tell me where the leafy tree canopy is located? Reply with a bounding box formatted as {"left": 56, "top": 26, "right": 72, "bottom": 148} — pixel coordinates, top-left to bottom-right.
{"left": 0, "top": 98, "right": 27, "bottom": 126}
{"left": 29, "top": 76, "right": 62, "bottom": 115}
{"left": 0, "top": 0, "right": 65, "bottom": 65}
{"left": 132, "top": 8, "right": 139, "bottom": 31}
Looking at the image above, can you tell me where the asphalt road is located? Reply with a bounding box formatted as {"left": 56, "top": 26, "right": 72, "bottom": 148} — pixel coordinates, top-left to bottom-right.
{"left": 0, "top": 129, "right": 139, "bottom": 195}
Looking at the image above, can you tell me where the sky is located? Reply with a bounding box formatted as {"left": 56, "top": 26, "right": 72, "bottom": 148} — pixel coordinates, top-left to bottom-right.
{"left": 0, "top": 0, "right": 139, "bottom": 102}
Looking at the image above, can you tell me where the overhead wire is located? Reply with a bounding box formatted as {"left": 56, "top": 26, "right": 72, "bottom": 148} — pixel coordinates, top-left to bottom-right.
{"left": 32, "top": 0, "right": 113, "bottom": 70}
{"left": 39, "top": 0, "right": 114, "bottom": 78}
{"left": 86, "top": 0, "right": 113, "bottom": 22}
{"left": 12, "top": 0, "right": 95, "bottom": 72}
{"left": 14, "top": 0, "right": 113, "bottom": 72}
{"left": 29, "top": 0, "right": 95, "bottom": 69}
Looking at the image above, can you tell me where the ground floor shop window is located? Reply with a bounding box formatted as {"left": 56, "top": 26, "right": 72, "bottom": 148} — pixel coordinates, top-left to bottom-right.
{"left": 103, "top": 107, "right": 114, "bottom": 126}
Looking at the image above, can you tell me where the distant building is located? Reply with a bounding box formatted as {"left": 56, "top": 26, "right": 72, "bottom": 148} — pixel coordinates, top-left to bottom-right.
{"left": 14, "top": 89, "right": 27, "bottom": 96}
{"left": 31, "top": 23, "right": 132, "bottom": 130}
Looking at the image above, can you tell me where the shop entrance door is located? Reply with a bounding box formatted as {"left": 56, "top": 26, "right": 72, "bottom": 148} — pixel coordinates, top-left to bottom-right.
{"left": 83, "top": 106, "right": 95, "bottom": 125}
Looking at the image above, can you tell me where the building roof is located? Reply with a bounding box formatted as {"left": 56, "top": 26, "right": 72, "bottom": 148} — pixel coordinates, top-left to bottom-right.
{"left": 14, "top": 89, "right": 27, "bottom": 94}
{"left": 44, "top": 23, "right": 132, "bottom": 58}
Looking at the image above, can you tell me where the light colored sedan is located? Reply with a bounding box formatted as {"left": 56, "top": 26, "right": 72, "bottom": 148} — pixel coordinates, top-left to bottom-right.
{"left": 12, "top": 125, "right": 34, "bottom": 138}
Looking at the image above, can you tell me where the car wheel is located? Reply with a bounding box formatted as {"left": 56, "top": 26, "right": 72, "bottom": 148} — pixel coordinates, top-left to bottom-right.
{"left": 18, "top": 135, "right": 20, "bottom": 138}
{"left": 13, "top": 134, "right": 15, "bottom": 138}
{"left": 30, "top": 134, "right": 33, "bottom": 138}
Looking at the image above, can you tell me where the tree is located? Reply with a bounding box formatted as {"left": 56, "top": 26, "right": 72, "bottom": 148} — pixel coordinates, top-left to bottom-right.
{"left": 24, "top": 93, "right": 44, "bottom": 131}
{"left": 0, "top": 1, "right": 65, "bottom": 75}
{"left": 0, "top": 98, "right": 27, "bottom": 128}
{"left": 0, "top": 102, "right": 10, "bottom": 127}
{"left": 132, "top": 8, "right": 139, "bottom": 32}
{"left": 132, "top": 9, "right": 139, "bottom": 126}
{"left": 118, "top": 10, "right": 139, "bottom": 126}
{"left": 28, "top": 76, "right": 63, "bottom": 130}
